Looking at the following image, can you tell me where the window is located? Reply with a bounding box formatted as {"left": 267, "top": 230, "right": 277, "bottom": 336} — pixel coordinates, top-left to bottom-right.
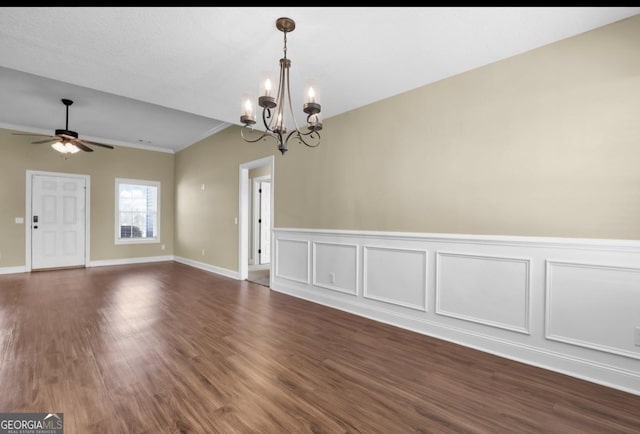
{"left": 115, "top": 178, "right": 160, "bottom": 244}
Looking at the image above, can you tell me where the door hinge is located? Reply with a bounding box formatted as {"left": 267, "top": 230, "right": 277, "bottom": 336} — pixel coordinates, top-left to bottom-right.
{"left": 258, "top": 218, "right": 261, "bottom": 224}
{"left": 258, "top": 249, "right": 261, "bottom": 254}
{"left": 259, "top": 188, "right": 262, "bottom": 193}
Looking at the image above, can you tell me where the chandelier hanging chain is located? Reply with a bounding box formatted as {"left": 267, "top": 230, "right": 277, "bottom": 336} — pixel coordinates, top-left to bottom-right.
{"left": 240, "top": 17, "right": 322, "bottom": 155}
{"left": 283, "top": 30, "right": 287, "bottom": 59}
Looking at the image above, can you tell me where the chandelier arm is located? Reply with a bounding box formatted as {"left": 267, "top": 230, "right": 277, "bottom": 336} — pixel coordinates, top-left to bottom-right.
{"left": 262, "top": 107, "right": 275, "bottom": 132}
{"left": 284, "top": 130, "right": 298, "bottom": 147}
{"left": 275, "top": 59, "right": 288, "bottom": 132}
{"left": 285, "top": 65, "right": 303, "bottom": 133}
{"left": 240, "top": 125, "right": 275, "bottom": 143}
{"left": 289, "top": 129, "right": 321, "bottom": 148}
{"left": 300, "top": 131, "right": 321, "bottom": 148}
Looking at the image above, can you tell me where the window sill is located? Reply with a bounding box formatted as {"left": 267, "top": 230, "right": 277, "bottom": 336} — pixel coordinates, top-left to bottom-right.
{"left": 115, "top": 238, "right": 160, "bottom": 245}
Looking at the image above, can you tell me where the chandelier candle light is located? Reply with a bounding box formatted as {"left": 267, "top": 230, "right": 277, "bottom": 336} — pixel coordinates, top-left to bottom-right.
{"left": 240, "top": 17, "right": 322, "bottom": 155}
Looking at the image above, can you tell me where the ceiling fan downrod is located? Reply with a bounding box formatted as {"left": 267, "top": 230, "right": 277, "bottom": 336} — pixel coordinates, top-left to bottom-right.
{"left": 55, "top": 99, "right": 78, "bottom": 138}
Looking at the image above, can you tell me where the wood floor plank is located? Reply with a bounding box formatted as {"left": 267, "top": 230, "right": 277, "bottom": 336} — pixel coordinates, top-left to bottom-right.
{"left": 0, "top": 262, "right": 639, "bottom": 433}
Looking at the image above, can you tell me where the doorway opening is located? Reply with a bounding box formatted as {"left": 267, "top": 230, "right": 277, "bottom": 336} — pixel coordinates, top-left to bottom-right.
{"left": 238, "top": 156, "right": 274, "bottom": 286}
{"left": 248, "top": 174, "right": 271, "bottom": 287}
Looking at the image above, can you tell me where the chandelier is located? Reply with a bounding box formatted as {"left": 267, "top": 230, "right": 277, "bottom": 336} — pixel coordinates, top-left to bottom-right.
{"left": 240, "top": 17, "right": 322, "bottom": 155}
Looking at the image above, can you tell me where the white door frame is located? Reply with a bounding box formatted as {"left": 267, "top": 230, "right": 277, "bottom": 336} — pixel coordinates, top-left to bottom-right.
{"left": 252, "top": 175, "right": 271, "bottom": 265}
{"left": 25, "top": 170, "right": 91, "bottom": 271}
{"left": 239, "top": 156, "right": 274, "bottom": 281}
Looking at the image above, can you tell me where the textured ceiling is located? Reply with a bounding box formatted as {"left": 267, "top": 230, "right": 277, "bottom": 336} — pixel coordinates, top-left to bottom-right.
{"left": 0, "top": 7, "right": 638, "bottom": 153}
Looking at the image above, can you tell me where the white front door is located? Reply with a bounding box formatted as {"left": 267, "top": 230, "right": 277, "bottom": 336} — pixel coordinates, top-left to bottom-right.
{"left": 31, "top": 174, "right": 87, "bottom": 270}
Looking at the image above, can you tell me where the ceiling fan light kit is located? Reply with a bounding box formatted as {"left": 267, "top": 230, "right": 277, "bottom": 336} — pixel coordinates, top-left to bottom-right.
{"left": 240, "top": 17, "right": 322, "bottom": 155}
{"left": 12, "top": 98, "right": 114, "bottom": 158}
{"left": 51, "top": 141, "right": 81, "bottom": 155}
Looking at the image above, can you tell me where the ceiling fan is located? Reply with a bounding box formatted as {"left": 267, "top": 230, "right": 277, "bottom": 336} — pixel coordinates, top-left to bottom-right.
{"left": 12, "top": 98, "right": 114, "bottom": 153}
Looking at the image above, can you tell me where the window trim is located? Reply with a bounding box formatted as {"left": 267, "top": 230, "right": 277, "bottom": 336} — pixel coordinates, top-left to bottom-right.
{"left": 114, "top": 177, "right": 161, "bottom": 245}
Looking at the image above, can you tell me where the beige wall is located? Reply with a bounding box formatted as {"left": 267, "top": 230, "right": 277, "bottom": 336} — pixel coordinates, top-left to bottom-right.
{"left": 249, "top": 166, "right": 271, "bottom": 179}
{"left": 175, "top": 16, "right": 640, "bottom": 273}
{"left": 275, "top": 14, "right": 640, "bottom": 239}
{"left": 174, "top": 126, "right": 274, "bottom": 271}
{"left": 0, "top": 129, "right": 174, "bottom": 267}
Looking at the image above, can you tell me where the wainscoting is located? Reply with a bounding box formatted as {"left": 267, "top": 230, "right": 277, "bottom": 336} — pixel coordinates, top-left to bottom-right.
{"left": 271, "top": 228, "right": 640, "bottom": 396}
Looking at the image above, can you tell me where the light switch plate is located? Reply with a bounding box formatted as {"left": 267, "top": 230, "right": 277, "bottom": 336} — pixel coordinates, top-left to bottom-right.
{"left": 15, "top": 217, "right": 24, "bottom": 224}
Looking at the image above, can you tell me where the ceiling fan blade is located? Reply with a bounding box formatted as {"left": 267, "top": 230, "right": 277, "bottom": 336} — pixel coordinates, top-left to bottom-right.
{"left": 31, "top": 137, "right": 60, "bottom": 144}
{"left": 72, "top": 141, "right": 94, "bottom": 152}
{"left": 80, "top": 139, "right": 114, "bottom": 149}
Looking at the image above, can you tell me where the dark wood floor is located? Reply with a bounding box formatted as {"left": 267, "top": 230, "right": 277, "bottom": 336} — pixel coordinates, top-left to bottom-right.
{"left": 0, "top": 262, "right": 639, "bottom": 433}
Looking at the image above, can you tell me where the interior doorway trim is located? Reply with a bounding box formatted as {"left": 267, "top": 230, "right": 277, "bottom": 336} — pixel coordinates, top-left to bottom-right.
{"left": 25, "top": 170, "right": 91, "bottom": 272}
{"left": 239, "top": 156, "right": 274, "bottom": 281}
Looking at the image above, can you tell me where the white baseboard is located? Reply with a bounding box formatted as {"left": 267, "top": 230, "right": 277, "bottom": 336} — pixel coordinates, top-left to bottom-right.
{"left": 0, "top": 266, "right": 27, "bottom": 275}
{"left": 89, "top": 255, "right": 174, "bottom": 267}
{"left": 174, "top": 256, "right": 240, "bottom": 280}
{"left": 2, "top": 257, "right": 239, "bottom": 282}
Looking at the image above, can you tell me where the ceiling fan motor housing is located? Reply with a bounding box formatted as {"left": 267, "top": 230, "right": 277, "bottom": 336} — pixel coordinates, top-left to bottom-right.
{"left": 55, "top": 129, "right": 79, "bottom": 139}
